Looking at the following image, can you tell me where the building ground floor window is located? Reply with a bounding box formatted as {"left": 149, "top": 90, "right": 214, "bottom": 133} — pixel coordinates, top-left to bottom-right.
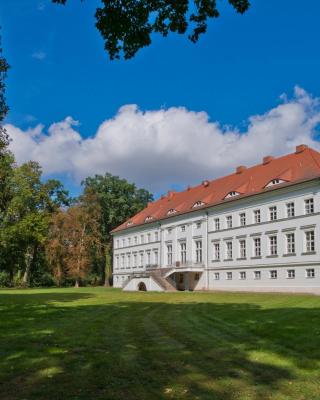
{"left": 211, "top": 266, "right": 318, "bottom": 284}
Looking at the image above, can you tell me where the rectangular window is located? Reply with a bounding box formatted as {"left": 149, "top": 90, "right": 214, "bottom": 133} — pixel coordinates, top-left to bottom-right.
{"left": 286, "top": 233, "right": 295, "bottom": 254}
{"left": 306, "top": 268, "right": 315, "bottom": 278}
{"left": 122, "top": 239, "right": 125, "bottom": 247}
{"left": 305, "top": 198, "right": 314, "bottom": 215}
{"left": 269, "top": 235, "right": 277, "bottom": 256}
{"left": 116, "top": 240, "right": 119, "bottom": 249}
{"left": 287, "top": 269, "right": 295, "bottom": 279}
{"left": 140, "top": 252, "right": 144, "bottom": 267}
{"left": 226, "top": 241, "right": 233, "bottom": 260}
{"left": 214, "top": 218, "right": 220, "bottom": 231}
{"left": 239, "top": 271, "right": 246, "bottom": 280}
{"left": 140, "top": 235, "right": 144, "bottom": 244}
{"left": 153, "top": 250, "right": 158, "bottom": 265}
{"left": 254, "top": 209, "right": 261, "bottom": 224}
{"left": 196, "top": 222, "right": 201, "bottom": 229}
{"left": 226, "top": 272, "right": 232, "bottom": 280}
{"left": 239, "top": 213, "right": 246, "bottom": 226}
{"left": 286, "top": 202, "right": 295, "bottom": 218}
{"left": 154, "top": 232, "right": 158, "bottom": 242}
{"left": 226, "top": 215, "right": 232, "bottom": 229}
{"left": 115, "top": 256, "right": 119, "bottom": 270}
{"left": 133, "top": 253, "right": 137, "bottom": 267}
{"left": 127, "top": 254, "right": 131, "bottom": 268}
{"left": 254, "top": 270, "right": 261, "bottom": 280}
{"left": 269, "top": 206, "right": 277, "bottom": 221}
{"left": 214, "top": 272, "right": 220, "bottom": 280}
{"left": 195, "top": 273, "right": 200, "bottom": 281}
{"left": 121, "top": 255, "right": 125, "bottom": 268}
{"left": 167, "top": 244, "right": 173, "bottom": 265}
{"left": 181, "top": 225, "right": 186, "bottom": 232}
{"left": 305, "top": 230, "right": 315, "bottom": 252}
{"left": 147, "top": 233, "right": 151, "bottom": 243}
{"left": 146, "top": 251, "right": 151, "bottom": 265}
{"left": 168, "top": 228, "right": 172, "bottom": 234}
{"left": 253, "top": 237, "right": 261, "bottom": 257}
{"left": 214, "top": 243, "right": 220, "bottom": 260}
{"left": 239, "top": 239, "right": 246, "bottom": 258}
{"left": 195, "top": 240, "right": 202, "bottom": 263}
{"left": 180, "top": 242, "right": 187, "bottom": 264}
{"left": 134, "top": 236, "right": 138, "bottom": 245}
{"left": 270, "top": 270, "right": 277, "bottom": 279}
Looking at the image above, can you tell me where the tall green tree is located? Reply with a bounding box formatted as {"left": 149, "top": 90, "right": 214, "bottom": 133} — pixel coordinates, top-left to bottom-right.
{"left": 53, "top": 0, "right": 250, "bottom": 59}
{"left": 0, "top": 30, "right": 13, "bottom": 220}
{"left": 81, "top": 173, "right": 153, "bottom": 285}
{"left": 0, "top": 161, "right": 70, "bottom": 285}
{"left": 0, "top": 29, "right": 9, "bottom": 136}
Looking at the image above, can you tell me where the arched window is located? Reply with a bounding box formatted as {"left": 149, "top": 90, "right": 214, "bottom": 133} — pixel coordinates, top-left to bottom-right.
{"left": 265, "top": 178, "right": 285, "bottom": 188}
{"left": 225, "top": 191, "right": 240, "bottom": 199}
{"left": 193, "top": 201, "right": 205, "bottom": 208}
{"left": 167, "top": 209, "right": 177, "bottom": 215}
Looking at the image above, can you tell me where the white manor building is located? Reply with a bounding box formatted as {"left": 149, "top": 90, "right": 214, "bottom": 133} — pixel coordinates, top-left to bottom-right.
{"left": 111, "top": 144, "right": 320, "bottom": 294}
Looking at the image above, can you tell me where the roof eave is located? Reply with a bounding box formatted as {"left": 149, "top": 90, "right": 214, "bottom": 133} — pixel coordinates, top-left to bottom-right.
{"left": 111, "top": 175, "right": 320, "bottom": 234}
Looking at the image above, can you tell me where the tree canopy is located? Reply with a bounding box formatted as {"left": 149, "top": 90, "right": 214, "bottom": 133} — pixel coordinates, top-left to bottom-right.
{"left": 53, "top": 0, "right": 250, "bottom": 59}
{"left": 0, "top": 30, "right": 9, "bottom": 149}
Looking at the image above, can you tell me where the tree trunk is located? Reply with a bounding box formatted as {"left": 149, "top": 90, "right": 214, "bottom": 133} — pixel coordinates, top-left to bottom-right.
{"left": 22, "top": 247, "right": 32, "bottom": 286}
{"left": 75, "top": 279, "right": 79, "bottom": 288}
{"left": 104, "top": 243, "right": 112, "bottom": 287}
{"left": 22, "top": 244, "right": 38, "bottom": 286}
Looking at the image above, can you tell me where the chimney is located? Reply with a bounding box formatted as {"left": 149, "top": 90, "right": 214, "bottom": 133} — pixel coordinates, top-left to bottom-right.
{"left": 202, "top": 180, "right": 209, "bottom": 187}
{"left": 263, "top": 156, "right": 274, "bottom": 165}
{"left": 295, "top": 144, "right": 308, "bottom": 154}
{"left": 167, "top": 190, "right": 175, "bottom": 200}
{"left": 236, "top": 165, "right": 246, "bottom": 174}
{"left": 187, "top": 185, "right": 191, "bottom": 191}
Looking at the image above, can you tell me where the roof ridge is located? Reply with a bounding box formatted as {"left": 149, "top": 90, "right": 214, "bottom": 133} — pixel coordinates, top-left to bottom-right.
{"left": 112, "top": 145, "right": 320, "bottom": 233}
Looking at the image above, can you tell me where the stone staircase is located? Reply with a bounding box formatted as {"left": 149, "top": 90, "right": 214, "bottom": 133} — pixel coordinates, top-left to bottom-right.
{"left": 149, "top": 270, "right": 177, "bottom": 291}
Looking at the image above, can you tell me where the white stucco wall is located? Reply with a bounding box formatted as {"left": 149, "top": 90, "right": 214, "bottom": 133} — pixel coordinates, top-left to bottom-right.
{"left": 112, "top": 179, "right": 320, "bottom": 294}
{"left": 123, "top": 276, "right": 164, "bottom": 291}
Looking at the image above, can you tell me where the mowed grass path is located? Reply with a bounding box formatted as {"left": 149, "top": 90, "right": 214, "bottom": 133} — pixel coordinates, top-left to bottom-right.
{"left": 0, "top": 288, "right": 320, "bottom": 400}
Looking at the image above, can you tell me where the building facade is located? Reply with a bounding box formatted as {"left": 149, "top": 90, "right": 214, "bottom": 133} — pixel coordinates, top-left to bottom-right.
{"left": 111, "top": 145, "right": 320, "bottom": 294}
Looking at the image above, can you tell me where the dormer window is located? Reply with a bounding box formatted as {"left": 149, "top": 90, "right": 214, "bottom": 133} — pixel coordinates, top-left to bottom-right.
{"left": 265, "top": 178, "right": 285, "bottom": 188}
{"left": 193, "top": 201, "right": 205, "bottom": 208}
{"left": 225, "top": 191, "right": 240, "bottom": 199}
{"left": 145, "top": 216, "right": 153, "bottom": 222}
{"left": 127, "top": 221, "right": 133, "bottom": 226}
{"left": 167, "top": 209, "right": 177, "bottom": 215}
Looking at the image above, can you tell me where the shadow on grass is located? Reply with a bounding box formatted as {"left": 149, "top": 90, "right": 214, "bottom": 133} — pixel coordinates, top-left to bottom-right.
{"left": 0, "top": 292, "right": 319, "bottom": 400}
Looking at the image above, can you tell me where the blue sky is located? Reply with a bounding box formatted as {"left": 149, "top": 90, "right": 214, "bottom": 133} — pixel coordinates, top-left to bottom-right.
{"left": 1, "top": 0, "right": 320, "bottom": 197}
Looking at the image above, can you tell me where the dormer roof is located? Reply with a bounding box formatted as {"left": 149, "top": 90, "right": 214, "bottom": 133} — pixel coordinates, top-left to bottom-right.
{"left": 112, "top": 145, "right": 320, "bottom": 233}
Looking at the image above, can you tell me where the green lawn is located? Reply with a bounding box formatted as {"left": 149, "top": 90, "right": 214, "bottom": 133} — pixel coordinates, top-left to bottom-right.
{"left": 0, "top": 288, "right": 319, "bottom": 400}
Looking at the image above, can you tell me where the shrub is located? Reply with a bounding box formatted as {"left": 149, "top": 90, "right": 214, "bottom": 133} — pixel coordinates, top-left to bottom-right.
{"left": 0, "top": 271, "right": 11, "bottom": 287}
{"left": 31, "top": 272, "right": 56, "bottom": 287}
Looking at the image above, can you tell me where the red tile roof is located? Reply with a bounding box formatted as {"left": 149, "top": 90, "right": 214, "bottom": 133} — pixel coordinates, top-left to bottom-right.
{"left": 112, "top": 145, "right": 320, "bottom": 233}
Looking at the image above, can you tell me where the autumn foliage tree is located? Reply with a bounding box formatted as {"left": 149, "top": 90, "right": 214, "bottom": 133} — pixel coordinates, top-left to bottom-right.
{"left": 47, "top": 202, "right": 102, "bottom": 287}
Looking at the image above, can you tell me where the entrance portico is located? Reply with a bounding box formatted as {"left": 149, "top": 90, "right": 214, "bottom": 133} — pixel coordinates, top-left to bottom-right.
{"left": 168, "top": 270, "right": 203, "bottom": 291}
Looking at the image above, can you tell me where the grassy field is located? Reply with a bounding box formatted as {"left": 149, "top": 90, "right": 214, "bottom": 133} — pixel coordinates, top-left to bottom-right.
{"left": 0, "top": 288, "right": 319, "bottom": 400}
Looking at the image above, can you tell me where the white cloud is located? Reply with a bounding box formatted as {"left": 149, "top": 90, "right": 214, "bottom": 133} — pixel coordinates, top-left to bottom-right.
{"left": 5, "top": 87, "right": 320, "bottom": 192}
{"left": 32, "top": 51, "right": 47, "bottom": 61}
